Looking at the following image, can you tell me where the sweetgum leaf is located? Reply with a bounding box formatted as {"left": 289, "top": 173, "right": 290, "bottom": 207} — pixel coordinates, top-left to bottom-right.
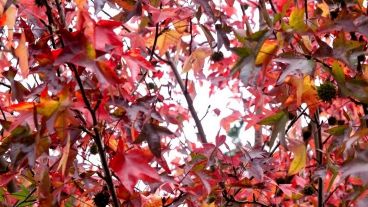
{"left": 109, "top": 149, "right": 161, "bottom": 193}
{"left": 258, "top": 111, "right": 287, "bottom": 125}
{"left": 275, "top": 56, "right": 315, "bottom": 85}
{"left": 288, "top": 140, "right": 307, "bottom": 175}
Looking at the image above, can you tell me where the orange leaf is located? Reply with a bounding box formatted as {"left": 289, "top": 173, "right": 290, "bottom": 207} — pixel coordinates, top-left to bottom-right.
{"left": 113, "top": 0, "right": 136, "bottom": 11}
{"left": 255, "top": 39, "right": 278, "bottom": 66}
{"left": 15, "top": 32, "right": 29, "bottom": 77}
{"left": 183, "top": 47, "right": 211, "bottom": 73}
{"left": 142, "top": 194, "right": 163, "bottom": 207}
{"left": 147, "top": 29, "right": 182, "bottom": 55}
{"left": 4, "top": 5, "right": 16, "bottom": 44}
{"left": 8, "top": 102, "right": 34, "bottom": 112}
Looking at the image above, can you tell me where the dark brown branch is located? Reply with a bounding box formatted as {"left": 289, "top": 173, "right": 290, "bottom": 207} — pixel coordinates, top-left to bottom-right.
{"left": 131, "top": 22, "right": 160, "bottom": 95}
{"left": 164, "top": 52, "right": 207, "bottom": 143}
{"left": 184, "top": 20, "right": 193, "bottom": 92}
{"left": 222, "top": 189, "right": 268, "bottom": 207}
{"left": 43, "top": 1, "right": 56, "bottom": 49}
{"left": 313, "top": 109, "right": 323, "bottom": 207}
{"left": 55, "top": 0, "right": 66, "bottom": 28}
{"left": 304, "top": 0, "right": 308, "bottom": 22}
{"left": 268, "top": 0, "right": 277, "bottom": 13}
{"left": 68, "top": 63, "right": 120, "bottom": 207}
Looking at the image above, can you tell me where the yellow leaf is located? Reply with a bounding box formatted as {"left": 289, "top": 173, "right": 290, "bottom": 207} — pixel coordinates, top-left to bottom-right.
{"left": 54, "top": 110, "right": 74, "bottom": 141}
{"left": 148, "top": 29, "right": 182, "bottom": 55}
{"left": 288, "top": 140, "right": 307, "bottom": 175}
{"left": 37, "top": 90, "right": 60, "bottom": 117}
{"left": 57, "top": 135, "right": 70, "bottom": 176}
{"left": 255, "top": 39, "right": 278, "bottom": 66}
{"left": 201, "top": 202, "right": 216, "bottom": 207}
{"left": 85, "top": 41, "right": 96, "bottom": 59}
{"left": 15, "top": 32, "right": 29, "bottom": 77}
{"left": 289, "top": 7, "right": 307, "bottom": 32}
{"left": 75, "top": 0, "right": 86, "bottom": 8}
{"left": 287, "top": 76, "right": 318, "bottom": 114}
{"left": 183, "top": 47, "right": 211, "bottom": 73}
{"left": 174, "top": 19, "right": 188, "bottom": 33}
{"left": 317, "top": 2, "right": 330, "bottom": 18}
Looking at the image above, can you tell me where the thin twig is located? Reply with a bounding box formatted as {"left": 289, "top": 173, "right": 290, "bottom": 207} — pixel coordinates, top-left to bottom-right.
{"left": 68, "top": 63, "right": 120, "bottom": 207}
{"left": 269, "top": 107, "right": 308, "bottom": 156}
{"left": 222, "top": 189, "right": 268, "bottom": 207}
{"left": 268, "top": 0, "right": 277, "bottom": 13}
{"left": 43, "top": 1, "right": 56, "bottom": 49}
{"left": 13, "top": 188, "right": 36, "bottom": 207}
{"left": 184, "top": 20, "right": 193, "bottom": 91}
{"left": 323, "top": 185, "right": 339, "bottom": 205}
{"left": 131, "top": 22, "right": 160, "bottom": 95}
{"left": 164, "top": 52, "right": 208, "bottom": 143}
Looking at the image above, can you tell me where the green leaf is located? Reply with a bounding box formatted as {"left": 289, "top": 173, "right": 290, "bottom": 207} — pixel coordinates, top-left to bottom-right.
{"left": 331, "top": 61, "right": 345, "bottom": 84}
{"left": 269, "top": 113, "right": 289, "bottom": 149}
{"left": 289, "top": 7, "right": 307, "bottom": 32}
{"left": 0, "top": 188, "right": 4, "bottom": 202}
{"left": 245, "top": 29, "right": 269, "bottom": 41}
{"left": 258, "top": 111, "right": 287, "bottom": 125}
{"left": 326, "top": 125, "right": 348, "bottom": 136}
{"left": 231, "top": 47, "right": 252, "bottom": 57}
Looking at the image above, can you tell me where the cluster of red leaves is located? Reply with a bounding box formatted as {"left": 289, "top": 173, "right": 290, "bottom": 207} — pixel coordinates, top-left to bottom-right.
{"left": 1, "top": 0, "right": 368, "bottom": 207}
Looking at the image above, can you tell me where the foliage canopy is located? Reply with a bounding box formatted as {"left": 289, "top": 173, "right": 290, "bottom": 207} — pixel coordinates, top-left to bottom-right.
{"left": 1, "top": 0, "right": 368, "bottom": 206}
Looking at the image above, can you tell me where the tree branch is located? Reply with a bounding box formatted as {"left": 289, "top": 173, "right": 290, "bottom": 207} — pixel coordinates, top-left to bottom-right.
{"left": 164, "top": 53, "right": 208, "bottom": 144}
{"left": 68, "top": 63, "right": 120, "bottom": 207}
{"left": 313, "top": 109, "right": 323, "bottom": 207}
{"left": 55, "top": 0, "right": 66, "bottom": 28}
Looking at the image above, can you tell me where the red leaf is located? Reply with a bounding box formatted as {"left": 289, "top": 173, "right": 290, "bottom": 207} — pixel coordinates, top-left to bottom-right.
{"left": 216, "top": 135, "right": 226, "bottom": 147}
{"left": 109, "top": 149, "right": 161, "bottom": 193}
{"left": 220, "top": 111, "right": 242, "bottom": 131}
{"left": 0, "top": 172, "right": 16, "bottom": 187}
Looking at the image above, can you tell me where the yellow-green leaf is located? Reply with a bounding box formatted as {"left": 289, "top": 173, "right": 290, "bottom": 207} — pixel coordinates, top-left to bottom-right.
{"left": 326, "top": 125, "right": 348, "bottom": 136}
{"left": 331, "top": 61, "right": 345, "bottom": 84}
{"left": 288, "top": 141, "right": 307, "bottom": 175}
{"left": 258, "top": 111, "right": 286, "bottom": 125}
{"left": 289, "top": 7, "right": 307, "bottom": 32}
{"left": 37, "top": 89, "right": 60, "bottom": 117}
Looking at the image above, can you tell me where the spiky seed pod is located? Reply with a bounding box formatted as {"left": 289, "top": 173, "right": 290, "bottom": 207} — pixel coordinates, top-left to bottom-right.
{"left": 93, "top": 189, "right": 110, "bottom": 207}
{"left": 35, "top": 0, "right": 47, "bottom": 7}
{"left": 211, "top": 51, "right": 224, "bottom": 62}
{"left": 317, "top": 82, "right": 337, "bottom": 102}
{"left": 328, "top": 116, "right": 337, "bottom": 125}
{"left": 302, "top": 185, "right": 315, "bottom": 196}
{"left": 90, "top": 143, "right": 98, "bottom": 155}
